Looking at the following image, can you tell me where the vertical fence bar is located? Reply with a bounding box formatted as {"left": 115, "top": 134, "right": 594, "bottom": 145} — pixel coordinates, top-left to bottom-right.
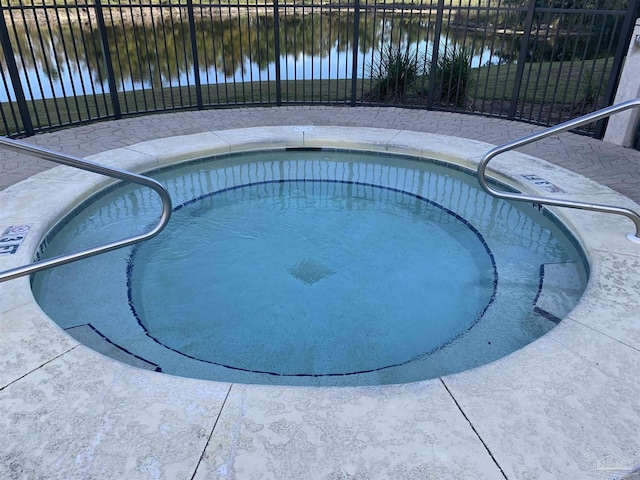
{"left": 148, "top": 3, "right": 166, "bottom": 110}
{"left": 123, "top": 0, "right": 146, "bottom": 112}
{"left": 302, "top": 2, "right": 307, "bottom": 103}
{"left": 69, "top": 0, "right": 101, "bottom": 120}
{"left": 86, "top": 10, "right": 112, "bottom": 117}
{"left": 0, "top": 67, "right": 20, "bottom": 135}
{"left": 360, "top": 1, "right": 373, "bottom": 103}
{"left": 0, "top": 4, "right": 33, "bottom": 136}
{"left": 156, "top": 4, "right": 172, "bottom": 108}
{"left": 226, "top": 0, "right": 238, "bottom": 104}
{"left": 508, "top": 0, "right": 535, "bottom": 120}
{"left": 538, "top": 12, "right": 562, "bottom": 125}
{"left": 215, "top": 1, "right": 229, "bottom": 104}
{"left": 187, "top": 0, "right": 203, "bottom": 109}
{"left": 245, "top": 2, "right": 255, "bottom": 104}
{"left": 94, "top": 0, "right": 121, "bottom": 119}
{"left": 584, "top": 11, "right": 609, "bottom": 115}
{"left": 131, "top": 2, "right": 149, "bottom": 111}
{"left": 386, "top": 3, "right": 396, "bottom": 102}
{"left": 414, "top": 0, "right": 429, "bottom": 105}
{"left": 106, "top": 5, "right": 130, "bottom": 112}
{"left": 233, "top": 0, "right": 246, "bottom": 104}
{"left": 53, "top": 1, "right": 82, "bottom": 123}
{"left": 15, "top": 2, "right": 49, "bottom": 129}
{"left": 35, "top": 0, "right": 65, "bottom": 125}
{"left": 350, "top": 0, "right": 361, "bottom": 106}
{"left": 291, "top": 0, "right": 297, "bottom": 102}
{"left": 523, "top": 11, "right": 543, "bottom": 123}
{"left": 368, "top": 0, "right": 380, "bottom": 104}
{"left": 201, "top": 2, "right": 215, "bottom": 105}
{"left": 273, "top": 0, "right": 282, "bottom": 106}
{"left": 554, "top": 12, "right": 583, "bottom": 123}
{"left": 427, "top": 0, "right": 445, "bottom": 110}
{"left": 310, "top": 1, "right": 315, "bottom": 103}
{"left": 495, "top": 0, "right": 519, "bottom": 117}
{"left": 567, "top": 11, "right": 596, "bottom": 117}
{"left": 327, "top": 3, "right": 333, "bottom": 103}
{"left": 594, "top": 0, "right": 638, "bottom": 139}
{"left": 168, "top": 3, "right": 185, "bottom": 107}
{"left": 341, "top": 3, "right": 349, "bottom": 103}
{"left": 319, "top": 2, "right": 331, "bottom": 101}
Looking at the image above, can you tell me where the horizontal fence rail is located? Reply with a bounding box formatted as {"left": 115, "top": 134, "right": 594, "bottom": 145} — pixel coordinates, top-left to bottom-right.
{"left": 0, "top": 0, "right": 638, "bottom": 138}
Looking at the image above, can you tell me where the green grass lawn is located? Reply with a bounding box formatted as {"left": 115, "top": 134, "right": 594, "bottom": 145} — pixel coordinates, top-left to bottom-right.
{"left": 1, "top": 56, "right": 609, "bottom": 136}
{"left": 0, "top": 78, "right": 370, "bottom": 135}
{"left": 472, "top": 56, "right": 610, "bottom": 104}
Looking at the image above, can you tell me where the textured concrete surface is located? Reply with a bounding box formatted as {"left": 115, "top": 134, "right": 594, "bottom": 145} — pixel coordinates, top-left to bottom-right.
{"left": 2, "top": 107, "right": 640, "bottom": 204}
{"left": 1, "top": 110, "right": 640, "bottom": 480}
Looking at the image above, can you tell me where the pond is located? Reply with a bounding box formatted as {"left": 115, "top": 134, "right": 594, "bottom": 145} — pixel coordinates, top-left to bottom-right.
{"left": 1, "top": 11, "right": 511, "bottom": 102}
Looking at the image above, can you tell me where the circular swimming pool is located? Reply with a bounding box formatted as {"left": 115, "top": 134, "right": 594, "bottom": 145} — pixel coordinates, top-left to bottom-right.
{"left": 32, "top": 148, "right": 588, "bottom": 386}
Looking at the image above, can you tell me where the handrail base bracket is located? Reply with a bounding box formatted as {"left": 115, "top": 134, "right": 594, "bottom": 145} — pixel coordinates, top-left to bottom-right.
{"left": 627, "top": 233, "right": 640, "bottom": 244}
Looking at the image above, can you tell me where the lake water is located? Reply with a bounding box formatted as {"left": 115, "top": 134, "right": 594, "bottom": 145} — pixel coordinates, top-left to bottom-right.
{"left": 1, "top": 11, "right": 510, "bottom": 102}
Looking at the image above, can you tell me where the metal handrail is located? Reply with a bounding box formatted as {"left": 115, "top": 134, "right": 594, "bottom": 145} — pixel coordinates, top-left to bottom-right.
{"left": 0, "top": 138, "right": 172, "bottom": 282}
{"left": 477, "top": 98, "right": 640, "bottom": 244}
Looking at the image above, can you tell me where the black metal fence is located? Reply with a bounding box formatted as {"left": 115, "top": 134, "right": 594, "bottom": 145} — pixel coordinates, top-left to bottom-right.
{"left": 0, "top": 0, "right": 637, "bottom": 137}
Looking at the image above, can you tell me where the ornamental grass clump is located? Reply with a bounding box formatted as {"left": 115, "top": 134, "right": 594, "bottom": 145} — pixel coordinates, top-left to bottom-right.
{"left": 366, "top": 45, "right": 424, "bottom": 103}
{"left": 431, "top": 46, "right": 472, "bottom": 107}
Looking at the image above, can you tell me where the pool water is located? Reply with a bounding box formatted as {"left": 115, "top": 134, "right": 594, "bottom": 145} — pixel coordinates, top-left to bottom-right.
{"left": 131, "top": 179, "right": 496, "bottom": 376}
{"left": 32, "top": 149, "right": 588, "bottom": 386}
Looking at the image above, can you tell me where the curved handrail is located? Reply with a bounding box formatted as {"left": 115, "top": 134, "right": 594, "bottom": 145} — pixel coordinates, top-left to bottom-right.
{"left": 0, "top": 138, "right": 172, "bottom": 282}
{"left": 477, "top": 98, "right": 640, "bottom": 244}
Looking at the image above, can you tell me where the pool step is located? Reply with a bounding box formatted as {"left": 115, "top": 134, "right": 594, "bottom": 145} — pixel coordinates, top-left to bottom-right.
{"left": 65, "top": 324, "right": 161, "bottom": 372}
{"left": 533, "top": 262, "right": 583, "bottom": 324}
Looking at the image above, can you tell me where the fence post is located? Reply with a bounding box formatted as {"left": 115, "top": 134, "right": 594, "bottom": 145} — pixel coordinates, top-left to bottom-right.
{"left": 94, "top": 0, "right": 121, "bottom": 119}
{"left": 602, "top": 16, "right": 640, "bottom": 145}
{"left": 273, "top": 0, "right": 282, "bottom": 106}
{"left": 0, "top": 4, "right": 33, "bottom": 136}
{"left": 427, "top": 0, "right": 445, "bottom": 110}
{"left": 508, "top": 0, "right": 536, "bottom": 120}
{"left": 187, "top": 0, "right": 203, "bottom": 109}
{"left": 350, "top": 0, "right": 361, "bottom": 106}
{"left": 595, "top": 2, "right": 639, "bottom": 139}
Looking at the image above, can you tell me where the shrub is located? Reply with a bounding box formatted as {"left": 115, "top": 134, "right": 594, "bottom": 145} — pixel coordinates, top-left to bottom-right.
{"left": 431, "top": 47, "right": 472, "bottom": 107}
{"left": 577, "top": 70, "right": 601, "bottom": 107}
{"left": 366, "top": 45, "right": 424, "bottom": 103}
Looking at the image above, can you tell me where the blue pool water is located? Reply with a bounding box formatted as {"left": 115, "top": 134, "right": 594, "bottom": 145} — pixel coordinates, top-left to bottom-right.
{"left": 32, "top": 149, "right": 588, "bottom": 386}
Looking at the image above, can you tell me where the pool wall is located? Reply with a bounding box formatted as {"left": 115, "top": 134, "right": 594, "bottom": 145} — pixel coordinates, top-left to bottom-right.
{"left": 1, "top": 126, "right": 640, "bottom": 479}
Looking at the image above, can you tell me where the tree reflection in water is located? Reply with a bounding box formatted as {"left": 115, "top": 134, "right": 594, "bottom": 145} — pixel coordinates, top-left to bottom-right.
{"left": 3, "top": 10, "right": 502, "bottom": 101}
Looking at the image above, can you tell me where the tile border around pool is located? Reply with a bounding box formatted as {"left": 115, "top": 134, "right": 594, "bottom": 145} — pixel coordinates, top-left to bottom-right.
{"left": 1, "top": 126, "right": 640, "bottom": 479}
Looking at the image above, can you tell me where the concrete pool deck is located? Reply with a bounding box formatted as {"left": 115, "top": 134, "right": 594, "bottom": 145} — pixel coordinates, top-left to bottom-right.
{"left": 1, "top": 107, "right": 640, "bottom": 479}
